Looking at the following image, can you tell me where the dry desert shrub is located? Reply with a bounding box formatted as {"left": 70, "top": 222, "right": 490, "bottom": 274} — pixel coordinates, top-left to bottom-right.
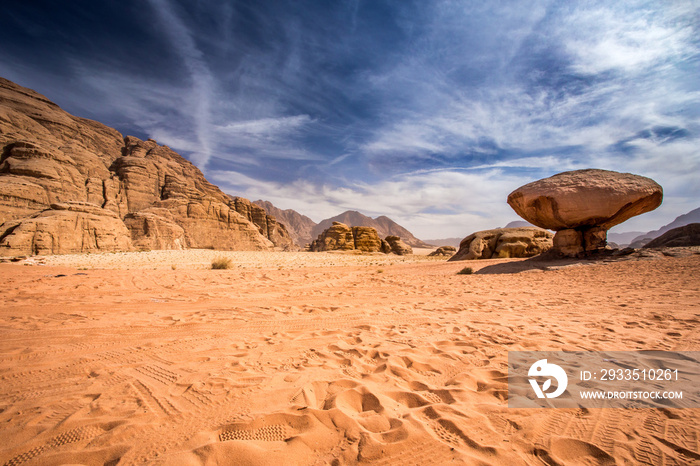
{"left": 457, "top": 266, "right": 474, "bottom": 275}
{"left": 211, "top": 257, "right": 233, "bottom": 269}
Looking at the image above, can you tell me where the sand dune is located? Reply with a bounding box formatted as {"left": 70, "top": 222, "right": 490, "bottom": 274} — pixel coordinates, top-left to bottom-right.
{"left": 0, "top": 250, "right": 699, "bottom": 465}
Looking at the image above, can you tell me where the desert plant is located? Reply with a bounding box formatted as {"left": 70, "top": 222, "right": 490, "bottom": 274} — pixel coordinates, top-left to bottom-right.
{"left": 211, "top": 257, "right": 232, "bottom": 270}
{"left": 457, "top": 266, "right": 474, "bottom": 275}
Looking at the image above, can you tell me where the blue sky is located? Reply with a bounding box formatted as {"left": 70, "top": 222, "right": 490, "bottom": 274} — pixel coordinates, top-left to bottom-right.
{"left": 1, "top": 0, "right": 698, "bottom": 238}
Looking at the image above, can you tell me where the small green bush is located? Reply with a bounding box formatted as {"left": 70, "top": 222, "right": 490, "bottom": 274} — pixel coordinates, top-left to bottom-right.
{"left": 211, "top": 257, "right": 232, "bottom": 270}
{"left": 457, "top": 266, "right": 474, "bottom": 275}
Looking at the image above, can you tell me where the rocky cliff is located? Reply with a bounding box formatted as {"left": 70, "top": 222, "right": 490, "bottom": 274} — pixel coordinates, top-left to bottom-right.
{"left": 0, "top": 77, "right": 294, "bottom": 255}
{"left": 253, "top": 200, "right": 317, "bottom": 248}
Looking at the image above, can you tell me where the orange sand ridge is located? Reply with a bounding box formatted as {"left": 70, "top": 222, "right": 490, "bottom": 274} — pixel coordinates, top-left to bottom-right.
{"left": 0, "top": 250, "right": 699, "bottom": 465}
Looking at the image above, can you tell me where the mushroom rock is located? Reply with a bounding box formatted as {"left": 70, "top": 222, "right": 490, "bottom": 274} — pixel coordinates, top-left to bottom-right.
{"left": 507, "top": 169, "right": 662, "bottom": 256}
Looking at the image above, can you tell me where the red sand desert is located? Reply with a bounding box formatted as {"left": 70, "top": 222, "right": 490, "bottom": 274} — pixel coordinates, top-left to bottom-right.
{"left": 1, "top": 249, "right": 699, "bottom": 465}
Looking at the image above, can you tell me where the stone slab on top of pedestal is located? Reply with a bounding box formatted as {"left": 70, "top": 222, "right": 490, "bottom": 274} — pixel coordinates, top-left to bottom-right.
{"left": 507, "top": 169, "right": 662, "bottom": 232}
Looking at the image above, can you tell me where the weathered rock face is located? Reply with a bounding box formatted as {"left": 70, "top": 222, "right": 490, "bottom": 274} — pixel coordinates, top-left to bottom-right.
{"left": 123, "top": 211, "right": 186, "bottom": 251}
{"left": 0, "top": 202, "right": 133, "bottom": 255}
{"left": 507, "top": 169, "right": 662, "bottom": 256}
{"left": 428, "top": 246, "right": 457, "bottom": 257}
{"left": 309, "top": 222, "right": 417, "bottom": 255}
{"left": 231, "top": 197, "right": 295, "bottom": 251}
{"left": 309, "top": 222, "right": 384, "bottom": 252}
{"left": 448, "top": 227, "right": 553, "bottom": 261}
{"left": 0, "top": 77, "right": 294, "bottom": 255}
{"left": 384, "top": 235, "right": 413, "bottom": 255}
{"left": 353, "top": 226, "right": 384, "bottom": 252}
{"left": 253, "top": 200, "right": 316, "bottom": 248}
{"left": 643, "top": 224, "right": 700, "bottom": 248}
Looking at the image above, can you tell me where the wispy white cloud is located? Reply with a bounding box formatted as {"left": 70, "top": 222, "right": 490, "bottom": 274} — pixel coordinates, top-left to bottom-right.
{"left": 218, "top": 115, "right": 312, "bottom": 136}
{"left": 560, "top": 5, "right": 695, "bottom": 75}
{"left": 146, "top": 0, "right": 215, "bottom": 169}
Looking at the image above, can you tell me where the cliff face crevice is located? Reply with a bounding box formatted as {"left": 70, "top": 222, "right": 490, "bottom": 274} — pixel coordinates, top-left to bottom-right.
{"left": 0, "top": 77, "right": 295, "bottom": 255}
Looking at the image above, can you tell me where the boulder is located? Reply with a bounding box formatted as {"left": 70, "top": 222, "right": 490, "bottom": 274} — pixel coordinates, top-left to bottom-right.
{"left": 0, "top": 77, "right": 295, "bottom": 254}
{"left": 0, "top": 202, "right": 133, "bottom": 255}
{"left": 507, "top": 169, "right": 662, "bottom": 256}
{"left": 384, "top": 235, "right": 413, "bottom": 255}
{"left": 428, "top": 246, "right": 457, "bottom": 257}
{"left": 448, "top": 227, "right": 553, "bottom": 261}
{"left": 643, "top": 224, "right": 700, "bottom": 248}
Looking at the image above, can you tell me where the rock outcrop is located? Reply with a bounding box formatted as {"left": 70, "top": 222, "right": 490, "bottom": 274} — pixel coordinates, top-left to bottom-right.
{"left": 254, "top": 200, "right": 317, "bottom": 248}
{"left": 309, "top": 222, "right": 384, "bottom": 253}
{"left": 384, "top": 235, "right": 413, "bottom": 255}
{"left": 507, "top": 169, "right": 662, "bottom": 257}
{"left": 0, "top": 77, "right": 294, "bottom": 255}
{"left": 0, "top": 202, "right": 133, "bottom": 255}
{"left": 428, "top": 246, "right": 457, "bottom": 257}
{"left": 309, "top": 222, "right": 415, "bottom": 255}
{"left": 643, "top": 224, "right": 700, "bottom": 248}
{"left": 310, "top": 211, "right": 431, "bottom": 248}
{"left": 448, "top": 227, "right": 553, "bottom": 261}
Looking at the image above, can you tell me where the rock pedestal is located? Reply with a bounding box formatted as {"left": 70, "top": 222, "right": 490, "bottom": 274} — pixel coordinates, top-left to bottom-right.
{"left": 507, "top": 169, "right": 662, "bottom": 257}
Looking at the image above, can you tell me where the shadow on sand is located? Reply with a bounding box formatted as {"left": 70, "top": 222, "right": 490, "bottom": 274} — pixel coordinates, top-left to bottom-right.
{"left": 474, "top": 246, "right": 699, "bottom": 274}
{"left": 474, "top": 255, "right": 586, "bottom": 274}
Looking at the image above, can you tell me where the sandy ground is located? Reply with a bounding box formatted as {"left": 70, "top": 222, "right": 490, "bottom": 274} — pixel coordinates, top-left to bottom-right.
{"left": 0, "top": 249, "right": 699, "bottom": 465}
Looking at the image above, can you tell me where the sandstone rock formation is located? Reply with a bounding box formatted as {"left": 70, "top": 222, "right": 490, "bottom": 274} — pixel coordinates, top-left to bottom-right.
{"left": 309, "top": 222, "right": 384, "bottom": 253}
{"left": 254, "top": 200, "right": 316, "bottom": 248}
{"left": 310, "top": 211, "right": 431, "bottom": 248}
{"left": 309, "top": 222, "right": 415, "bottom": 255}
{"left": 384, "top": 235, "right": 413, "bottom": 255}
{"left": 0, "top": 202, "right": 133, "bottom": 255}
{"left": 448, "top": 227, "right": 553, "bottom": 261}
{"left": 507, "top": 169, "right": 662, "bottom": 257}
{"left": 643, "top": 224, "right": 700, "bottom": 248}
{"left": 428, "top": 246, "right": 457, "bottom": 257}
{"left": 0, "top": 77, "right": 294, "bottom": 255}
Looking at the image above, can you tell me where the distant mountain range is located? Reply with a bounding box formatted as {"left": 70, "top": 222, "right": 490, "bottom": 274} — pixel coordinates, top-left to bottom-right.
{"left": 627, "top": 207, "right": 700, "bottom": 247}
{"left": 253, "top": 203, "right": 432, "bottom": 248}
